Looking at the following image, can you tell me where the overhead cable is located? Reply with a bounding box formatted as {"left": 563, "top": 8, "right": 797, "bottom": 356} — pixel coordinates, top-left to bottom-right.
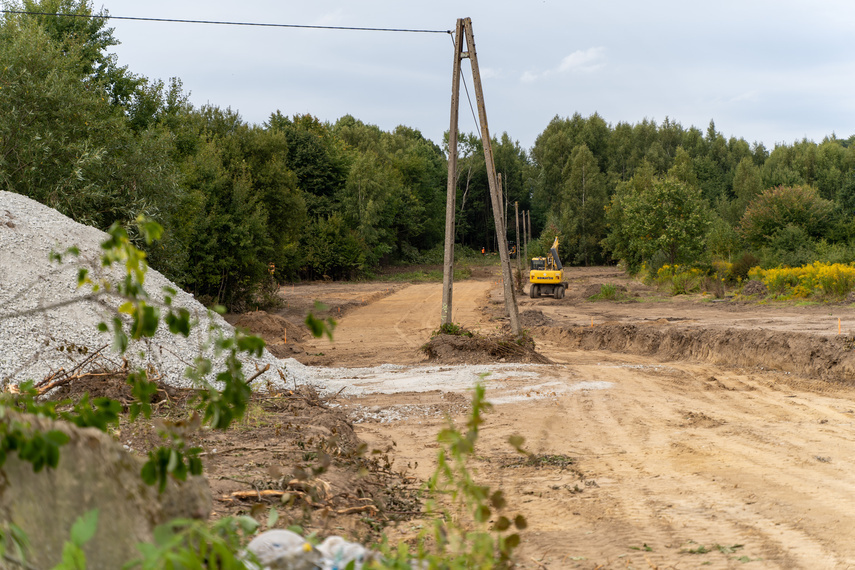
{"left": 1, "top": 10, "right": 452, "bottom": 35}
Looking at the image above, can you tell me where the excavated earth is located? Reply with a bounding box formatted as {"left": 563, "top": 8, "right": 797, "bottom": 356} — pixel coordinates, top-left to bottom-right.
{"left": 227, "top": 265, "right": 855, "bottom": 569}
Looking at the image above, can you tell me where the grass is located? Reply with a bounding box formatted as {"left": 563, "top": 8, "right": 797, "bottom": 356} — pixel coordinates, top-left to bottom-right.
{"left": 238, "top": 402, "right": 274, "bottom": 429}
{"left": 589, "top": 283, "right": 617, "bottom": 301}
{"left": 374, "top": 267, "right": 472, "bottom": 283}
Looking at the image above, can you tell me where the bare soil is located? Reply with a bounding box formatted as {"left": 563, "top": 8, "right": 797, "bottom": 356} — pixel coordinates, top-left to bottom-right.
{"left": 121, "top": 265, "right": 855, "bottom": 568}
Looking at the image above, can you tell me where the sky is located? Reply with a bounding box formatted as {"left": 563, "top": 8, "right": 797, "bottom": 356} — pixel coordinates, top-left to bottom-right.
{"left": 94, "top": 0, "right": 855, "bottom": 152}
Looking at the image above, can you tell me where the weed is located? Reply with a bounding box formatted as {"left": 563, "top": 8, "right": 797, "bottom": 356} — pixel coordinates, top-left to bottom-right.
{"left": 750, "top": 262, "right": 855, "bottom": 300}
{"left": 701, "top": 276, "right": 727, "bottom": 298}
{"left": 629, "top": 543, "right": 653, "bottom": 551}
{"left": 590, "top": 283, "right": 617, "bottom": 300}
{"left": 433, "top": 322, "right": 474, "bottom": 338}
{"left": 715, "top": 543, "right": 744, "bottom": 554}
{"left": 378, "top": 383, "right": 528, "bottom": 568}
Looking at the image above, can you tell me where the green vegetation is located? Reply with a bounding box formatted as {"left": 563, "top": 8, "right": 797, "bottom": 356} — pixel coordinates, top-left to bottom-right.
{"left": 749, "top": 262, "right": 855, "bottom": 300}
{"left": 589, "top": 283, "right": 618, "bottom": 300}
{"left": 7, "top": 0, "right": 855, "bottom": 311}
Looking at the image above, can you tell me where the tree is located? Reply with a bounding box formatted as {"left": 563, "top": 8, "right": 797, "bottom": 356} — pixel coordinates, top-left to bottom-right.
{"left": 739, "top": 185, "right": 834, "bottom": 248}
{"left": 558, "top": 144, "right": 608, "bottom": 265}
{"left": 16, "top": 0, "right": 142, "bottom": 106}
{"left": 730, "top": 156, "right": 764, "bottom": 221}
{"left": 267, "top": 112, "right": 348, "bottom": 218}
{"left": 180, "top": 130, "right": 273, "bottom": 309}
{"left": 604, "top": 166, "right": 710, "bottom": 270}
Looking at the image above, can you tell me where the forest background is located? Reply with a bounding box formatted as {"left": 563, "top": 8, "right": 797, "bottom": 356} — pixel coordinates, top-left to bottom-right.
{"left": 4, "top": 0, "right": 855, "bottom": 310}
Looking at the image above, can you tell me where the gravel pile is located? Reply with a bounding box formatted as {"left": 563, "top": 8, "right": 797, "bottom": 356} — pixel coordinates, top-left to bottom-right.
{"left": 0, "top": 191, "right": 307, "bottom": 391}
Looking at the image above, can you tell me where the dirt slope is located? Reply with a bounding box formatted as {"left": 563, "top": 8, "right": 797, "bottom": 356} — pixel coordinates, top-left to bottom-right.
{"left": 290, "top": 267, "right": 855, "bottom": 569}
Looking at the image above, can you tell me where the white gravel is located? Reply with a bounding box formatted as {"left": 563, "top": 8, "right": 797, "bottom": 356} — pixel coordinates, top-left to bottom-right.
{"left": 0, "top": 191, "right": 294, "bottom": 390}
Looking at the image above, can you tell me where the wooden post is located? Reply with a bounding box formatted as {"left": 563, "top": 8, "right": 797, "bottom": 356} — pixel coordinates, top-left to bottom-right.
{"left": 497, "top": 173, "right": 506, "bottom": 239}
{"left": 527, "top": 210, "right": 532, "bottom": 246}
{"left": 462, "top": 18, "right": 520, "bottom": 334}
{"left": 441, "top": 18, "right": 464, "bottom": 326}
{"left": 515, "top": 201, "right": 521, "bottom": 275}
{"left": 522, "top": 210, "right": 528, "bottom": 263}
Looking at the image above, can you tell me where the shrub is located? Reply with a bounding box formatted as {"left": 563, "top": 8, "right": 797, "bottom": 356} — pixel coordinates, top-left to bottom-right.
{"left": 655, "top": 264, "right": 703, "bottom": 295}
{"left": 739, "top": 185, "right": 834, "bottom": 247}
{"left": 598, "top": 283, "right": 617, "bottom": 300}
{"left": 730, "top": 252, "right": 759, "bottom": 282}
{"left": 701, "top": 276, "right": 726, "bottom": 299}
{"left": 749, "top": 262, "right": 855, "bottom": 299}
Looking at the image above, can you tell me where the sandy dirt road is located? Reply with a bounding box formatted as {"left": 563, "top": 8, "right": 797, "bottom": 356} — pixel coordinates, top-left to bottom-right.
{"left": 294, "top": 268, "right": 855, "bottom": 568}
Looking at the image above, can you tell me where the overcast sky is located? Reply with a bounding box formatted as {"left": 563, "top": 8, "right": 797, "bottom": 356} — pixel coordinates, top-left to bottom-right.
{"left": 99, "top": 1, "right": 855, "bottom": 152}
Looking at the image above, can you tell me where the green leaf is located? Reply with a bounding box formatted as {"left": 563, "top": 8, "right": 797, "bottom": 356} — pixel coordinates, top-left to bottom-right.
{"left": 474, "top": 505, "right": 491, "bottom": 523}
{"left": 505, "top": 533, "right": 521, "bottom": 548}
{"left": 236, "top": 334, "right": 265, "bottom": 357}
{"left": 69, "top": 509, "right": 99, "bottom": 546}
{"left": 141, "top": 459, "right": 157, "bottom": 486}
{"left": 165, "top": 308, "right": 190, "bottom": 337}
{"left": 490, "top": 490, "right": 507, "bottom": 510}
{"left": 508, "top": 434, "right": 526, "bottom": 454}
{"left": 135, "top": 305, "right": 160, "bottom": 338}
{"left": 514, "top": 514, "right": 528, "bottom": 530}
{"left": 112, "top": 317, "right": 128, "bottom": 353}
{"left": 493, "top": 516, "right": 511, "bottom": 531}
{"left": 267, "top": 507, "right": 279, "bottom": 528}
{"left": 44, "top": 430, "right": 70, "bottom": 446}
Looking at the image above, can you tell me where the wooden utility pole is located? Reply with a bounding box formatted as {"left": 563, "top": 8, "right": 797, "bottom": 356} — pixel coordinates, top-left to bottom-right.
{"left": 515, "top": 201, "right": 521, "bottom": 275}
{"left": 462, "top": 18, "right": 520, "bottom": 334}
{"left": 440, "top": 17, "right": 520, "bottom": 334}
{"left": 523, "top": 210, "right": 531, "bottom": 263}
{"left": 497, "top": 173, "right": 506, "bottom": 239}
{"left": 441, "top": 18, "right": 464, "bottom": 325}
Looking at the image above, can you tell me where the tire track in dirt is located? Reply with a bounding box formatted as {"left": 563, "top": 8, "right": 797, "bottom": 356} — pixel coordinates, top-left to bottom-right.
{"left": 303, "top": 280, "right": 491, "bottom": 366}
{"left": 298, "top": 272, "right": 855, "bottom": 567}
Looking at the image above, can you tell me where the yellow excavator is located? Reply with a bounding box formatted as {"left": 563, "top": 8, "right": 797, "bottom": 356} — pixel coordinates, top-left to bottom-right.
{"left": 529, "top": 236, "right": 565, "bottom": 299}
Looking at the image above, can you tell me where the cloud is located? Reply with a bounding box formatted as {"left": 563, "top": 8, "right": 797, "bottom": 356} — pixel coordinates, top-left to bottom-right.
{"left": 558, "top": 47, "right": 606, "bottom": 72}
{"left": 520, "top": 46, "right": 606, "bottom": 83}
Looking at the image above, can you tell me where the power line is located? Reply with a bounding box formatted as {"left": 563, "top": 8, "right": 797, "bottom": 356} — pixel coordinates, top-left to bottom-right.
{"left": 1, "top": 10, "right": 452, "bottom": 35}
{"left": 449, "top": 32, "right": 483, "bottom": 138}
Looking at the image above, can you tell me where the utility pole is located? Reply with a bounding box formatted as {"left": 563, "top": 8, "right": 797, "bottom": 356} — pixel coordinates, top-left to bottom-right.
{"left": 461, "top": 18, "right": 520, "bottom": 334}
{"left": 441, "top": 17, "right": 520, "bottom": 334}
{"left": 524, "top": 210, "right": 531, "bottom": 265}
{"left": 441, "top": 18, "right": 464, "bottom": 326}
{"left": 527, "top": 210, "right": 532, "bottom": 246}
{"left": 515, "top": 201, "right": 521, "bottom": 274}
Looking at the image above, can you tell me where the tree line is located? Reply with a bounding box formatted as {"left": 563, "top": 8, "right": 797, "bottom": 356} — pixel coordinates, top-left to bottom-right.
{"left": 4, "top": 0, "right": 855, "bottom": 310}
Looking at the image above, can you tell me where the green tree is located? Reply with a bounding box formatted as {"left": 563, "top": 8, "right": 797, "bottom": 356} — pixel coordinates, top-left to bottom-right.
{"left": 16, "top": 0, "right": 141, "bottom": 106}
{"left": 268, "top": 112, "right": 348, "bottom": 218}
{"left": 604, "top": 167, "right": 710, "bottom": 269}
{"left": 739, "top": 185, "right": 834, "bottom": 248}
{"left": 558, "top": 144, "right": 608, "bottom": 265}
{"left": 730, "top": 156, "right": 764, "bottom": 220}
{"left": 180, "top": 130, "right": 272, "bottom": 309}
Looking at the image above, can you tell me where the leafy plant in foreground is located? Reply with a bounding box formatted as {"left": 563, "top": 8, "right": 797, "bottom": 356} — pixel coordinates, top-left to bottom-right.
{"left": 382, "top": 383, "right": 528, "bottom": 568}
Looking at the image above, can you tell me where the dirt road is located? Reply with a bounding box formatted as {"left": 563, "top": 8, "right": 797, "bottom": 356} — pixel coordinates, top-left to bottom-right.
{"left": 294, "top": 268, "right": 855, "bottom": 568}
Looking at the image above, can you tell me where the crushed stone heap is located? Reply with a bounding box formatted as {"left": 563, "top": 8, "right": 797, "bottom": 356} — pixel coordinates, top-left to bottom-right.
{"left": 0, "top": 191, "right": 305, "bottom": 391}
